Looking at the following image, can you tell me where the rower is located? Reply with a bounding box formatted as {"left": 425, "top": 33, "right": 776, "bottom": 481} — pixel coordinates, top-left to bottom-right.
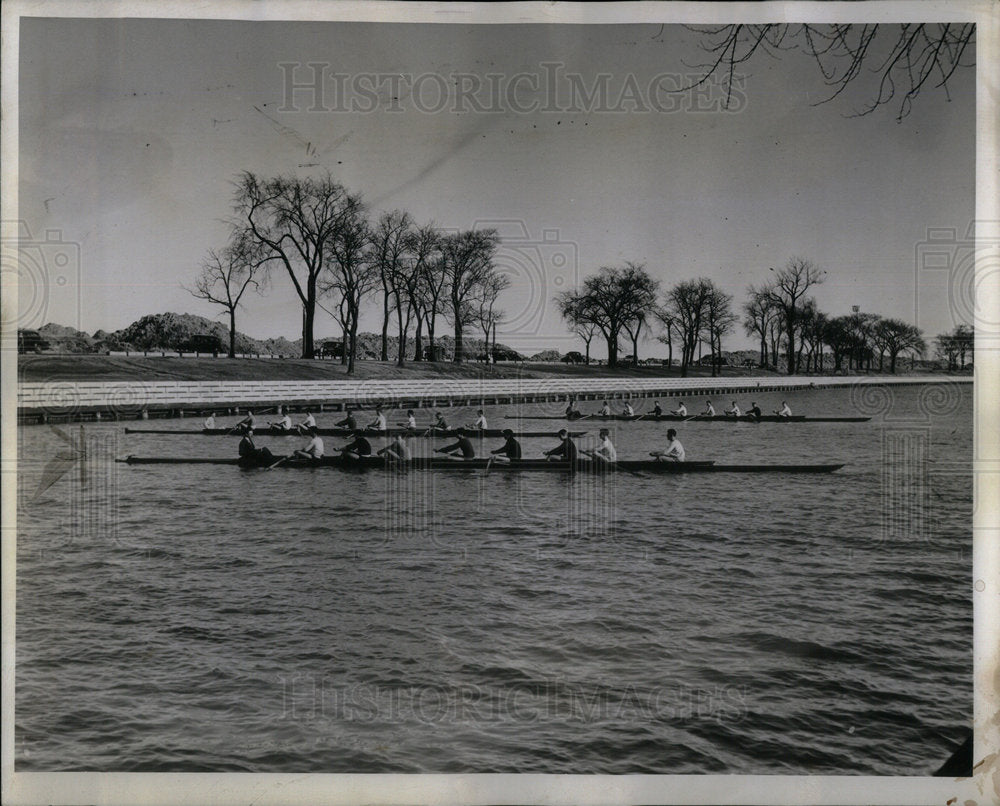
{"left": 671, "top": 400, "right": 687, "bottom": 416}
{"left": 431, "top": 411, "right": 449, "bottom": 431}
{"left": 469, "top": 409, "right": 488, "bottom": 430}
{"left": 565, "top": 399, "right": 582, "bottom": 420}
{"left": 747, "top": 402, "right": 763, "bottom": 421}
{"left": 544, "top": 429, "right": 579, "bottom": 463}
{"left": 436, "top": 434, "right": 476, "bottom": 460}
{"left": 204, "top": 412, "right": 216, "bottom": 429}
{"left": 293, "top": 427, "right": 324, "bottom": 461}
{"left": 598, "top": 400, "right": 611, "bottom": 417}
{"left": 702, "top": 400, "right": 716, "bottom": 417}
{"left": 623, "top": 401, "right": 635, "bottom": 417}
{"left": 775, "top": 401, "right": 793, "bottom": 418}
{"left": 650, "top": 428, "right": 685, "bottom": 462}
{"left": 724, "top": 400, "right": 742, "bottom": 417}
{"left": 379, "top": 434, "right": 411, "bottom": 462}
{"left": 491, "top": 428, "right": 522, "bottom": 462}
{"left": 270, "top": 411, "right": 293, "bottom": 431}
{"left": 296, "top": 410, "right": 317, "bottom": 434}
{"left": 335, "top": 408, "right": 358, "bottom": 431}
{"left": 339, "top": 432, "right": 373, "bottom": 460}
{"left": 236, "top": 410, "right": 256, "bottom": 433}
{"left": 584, "top": 428, "right": 617, "bottom": 466}
{"left": 402, "top": 409, "right": 418, "bottom": 430}
{"left": 238, "top": 427, "right": 274, "bottom": 465}
{"left": 368, "top": 406, "right": 387, "bottom": 431}
{"left": 652, "top": 401, "right": 663, "bottom": 418}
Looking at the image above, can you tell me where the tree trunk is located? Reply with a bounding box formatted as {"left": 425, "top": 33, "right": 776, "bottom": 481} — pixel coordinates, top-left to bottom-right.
{"left": 347, "top": 304, "right": 360, "bottom": 375}
{"left": 413, "top": 312, "right": 424, "bottom": 362}
{"left": 228, "top": 308, "right": 237, "bottom": 359}
{"left": 454, "top": 319, "right": 464, "bottom": 363}
{"left": 786, "top": 320, "right": 796, "bottom": 375}
{"left": 302, "top": 291, "right": 316, "bottom": 359}
{"left": 380, "top": 284, "right": 390, "bottom": 361}
{"left": 759, "top": 334, "right": 767, "bottom": 368}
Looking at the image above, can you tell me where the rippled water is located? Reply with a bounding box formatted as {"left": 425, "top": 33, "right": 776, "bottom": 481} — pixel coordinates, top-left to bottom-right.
{"left": 15, "top": 384, "right": 972, "bottom": 773}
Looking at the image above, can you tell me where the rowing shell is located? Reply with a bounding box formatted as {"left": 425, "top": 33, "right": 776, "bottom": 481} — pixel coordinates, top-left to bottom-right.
{"left": 117, "top": 456, "right": 845, "bottom": 473}
{"left": 123, "top": 427, "right": 587, "bottom": 438}
{"left": 505, "top": 414, "right": 870, "bottom": 423}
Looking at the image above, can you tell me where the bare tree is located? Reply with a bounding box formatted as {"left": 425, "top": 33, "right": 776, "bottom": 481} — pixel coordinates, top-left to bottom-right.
{"left": 556, "top": 292, "right": 600, "bottom": 364}
{"left": 440, "top": 229, "right": 501, "bottom": 362}
{"left": 743, "top": 285, "right": 779, "bottom": 369}
{"left": 405, "top": 224, "right": 442, "bottom": 362}
{"left": 681, "top": 24, "right": 974, "bottom": 121}
{"left": 371, "top": 211, "right": 414, "bottom": 362}
{"left": 186, "top": 233, "right": 269, "bottom": 358}
{"left": 763, "top": 258, "right": 825, "bottom": 375}
{"left": 475, "top": 271, "right": 511, "bottom": 362}
{"left": 322, "top": 203, "right": 377, "bottom": 374}
{"left": 664, "top": 278, "right": 714, "bottom": 376}
{"left": 704, "top": 285, "right": 736, "bottom": 377}
{"left": 234, "top": 171, "right": 362, "bottom": 358}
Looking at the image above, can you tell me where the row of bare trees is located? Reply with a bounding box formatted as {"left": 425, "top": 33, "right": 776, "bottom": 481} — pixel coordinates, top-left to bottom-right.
{"left": 188, "top": 172, "right": 507, "bottom": 370}
{"left": 560, "top": 257, "right": 931, "bottom": 376}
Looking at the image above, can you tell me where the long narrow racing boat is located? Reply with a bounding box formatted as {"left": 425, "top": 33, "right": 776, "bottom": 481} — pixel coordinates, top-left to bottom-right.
{"left": 504, "top": 414, "right": 870, "bottom": 423}
{"left": 123, "top": 427, "right": 586, "bottom": 438}
{"left": 117, "top": 455, "right": 845, "bottom": 473}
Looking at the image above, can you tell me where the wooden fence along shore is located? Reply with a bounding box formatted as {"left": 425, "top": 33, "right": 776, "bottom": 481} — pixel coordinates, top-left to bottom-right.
{"left": 16, "top": 375, "right": 972, "bottom": 425}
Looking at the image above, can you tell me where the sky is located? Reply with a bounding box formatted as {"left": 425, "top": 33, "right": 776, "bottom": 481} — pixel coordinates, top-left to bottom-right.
{"left": 17, "top": 16, "right": 975, "bottom": 357}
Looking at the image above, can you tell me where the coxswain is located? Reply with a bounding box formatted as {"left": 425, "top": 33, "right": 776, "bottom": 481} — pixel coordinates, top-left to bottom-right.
{"left": 652, "top": 401, "right": 663, "bottom": 418}
{"left": 293, "top": 427, "right": 324, "bottom": 461}
{"left": 203, "top": 412, "right": 216, "bottom": 429}
{"left": 238, "top": 427, "right": 274, "bottom": 465}
{"left": 436, "top": 434, "right": 476, "bottom": 460}
{"left": 725, "top": 400, "right": 742, "bottom": 417}
{"left": 584, "top": 428, "right": 617, "bottom": 466}
{"left": 236, "top": 410, "right": 256, "bottom": 433}
{"left": 296, "top": 410, "right": 317, "bottom": 434}
{"left": 565, "top": 399, "right": 582, "bottom": 420}
{"left": 747, "top": 402, "right": 763, "bottom": 421}
{"left": 335, "top": 408, "right": 358, "bottom": 431}
{"left": 775, "top": 401, "right": 792, "bottom": 418}
{"left": 671, "top": 400, "right": 687, "bottom": 416}
{"left": 702, "top": 400, "right": 716, "bottom": 417}
{"left": 491, "top": 429, "right": 522, "bottom": 462}
{"left": 339, "top": 432, "right": 373, "bottom": 460}
{"left": 379, "top": 434, "right": 411, "bottom": 462}
{"left": 368, "top": 406, "right": 387, "bottom": 431}
{"left": 650, "top": 428, "right": 685, "bottom": 462}
{"left": 544, "top": 429, "right": 579, "bottom": 463}
{"left": 598, "top": 400, "right": 611, "bottom": 417}
{"left": 469, "top": 409, "right": 488, "bottom": 430}
{"left": 431, "top": 411, "right": 449, "bottom": 431}
{"left": 270, "top": 411, "right": 293, "bottom": 431}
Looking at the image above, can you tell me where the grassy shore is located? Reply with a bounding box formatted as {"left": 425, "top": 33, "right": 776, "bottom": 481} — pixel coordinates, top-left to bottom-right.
{"left": 16, "top": 354, "right": 957, "bottom": 383}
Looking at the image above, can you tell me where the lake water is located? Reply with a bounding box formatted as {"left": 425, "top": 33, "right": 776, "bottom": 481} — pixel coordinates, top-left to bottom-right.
{"left": 14, "top": 383, "right": 972, "bottom": 774}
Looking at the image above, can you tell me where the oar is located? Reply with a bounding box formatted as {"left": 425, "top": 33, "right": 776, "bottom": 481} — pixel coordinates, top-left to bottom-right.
{"left": 482, "top": 455, "right": 496, "bottom": 477}
{"left": 266, "top": 455, "right": 289, "bottom": 471}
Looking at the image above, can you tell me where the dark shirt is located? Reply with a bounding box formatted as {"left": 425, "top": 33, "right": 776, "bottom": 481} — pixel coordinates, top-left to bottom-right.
{"left": 493, "top": 437, "right": 522, "bottom": 460}
{"left": 238, "top": 436, "right": 256, "bottom": 458}
{"left": 336, "top": 413, "right": 358, "bottom": 430}
{"left": 443, "top": 436, "right": 475, "bottom": 458}
{"left": 434, "top": 416, "right": 449, "bottom": 430}
{"left": 748, "top": 406, "right": 762, "bottom": 419}
{"left": 653, "top": 404, "right": 663, "bottom": 416}
{"left": 546, "top": 438, "right": 578, "bottom": 462}
{"left": 343, "top": 437, "right": 372, "bottom": 455}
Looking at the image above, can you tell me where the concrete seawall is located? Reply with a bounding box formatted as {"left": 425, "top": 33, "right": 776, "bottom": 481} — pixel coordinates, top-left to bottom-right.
{"left": 16, "top": 375, "right": 972, "bottom": 424}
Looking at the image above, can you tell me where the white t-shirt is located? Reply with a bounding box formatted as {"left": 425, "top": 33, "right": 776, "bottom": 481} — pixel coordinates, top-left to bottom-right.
{"left": 304, "top": 436, "right": 324, "bottom": 458}
{"left": 664, "top": 438, "right": 685, "bottom": 462}
{"left": 596, "top": 437, "right": 617, "bottom": 462}
{"left": 204, "top": 416, "right": 215, "bottom": 429}
{"left": 406, "top": 414, "right": 417, "bottom": 428}
{"left": 302, "top": 413, "right": 316, "bottom": 427}
{"left": 372, "top": 413, "right": 387, "bottom": 431}
{"left": 675, "top": 404, "right": 687, "bottom": 415}
{"left": 276, "top": 415, "right": 292, "bottom": 429}
{"left": 728, "top": 404, "right": 742, "bottom": 416}
{"left": 704, "top": 403, "right": 715, "bottom": 416}
{"left": 778, "top": 404, "right": 792, "bottom": 416}
{"left": 623, "top": 404, "right": 634, "bottom": 416}
{"left": 475, "top": 414, "right": 487, "bottom": 429}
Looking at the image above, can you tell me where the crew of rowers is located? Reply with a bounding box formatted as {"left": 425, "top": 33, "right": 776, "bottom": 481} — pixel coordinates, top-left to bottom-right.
{"left": 238, "top": 423, "right": 687, "bottom": 467}
{"left": 564, "top": 397, "right": 793, "bottom": 420}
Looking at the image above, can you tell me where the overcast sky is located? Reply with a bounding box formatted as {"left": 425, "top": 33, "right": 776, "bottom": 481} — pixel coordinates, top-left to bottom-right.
{"left": 18, "top": 17, "right": 975, "bottom": 356}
